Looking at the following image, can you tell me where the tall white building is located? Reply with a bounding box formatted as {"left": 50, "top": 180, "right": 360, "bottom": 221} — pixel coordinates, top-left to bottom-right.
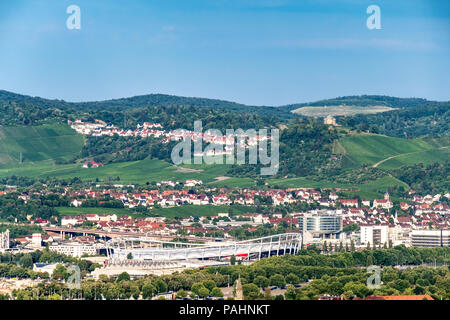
{"left": 360, "top": 225, "right": 389, "bottom": 246}
{"left": 0, "top": 229, "right": 10, "bottom": 250}
{"left": 32, "top": 233, "right": 42, "bottom": 247}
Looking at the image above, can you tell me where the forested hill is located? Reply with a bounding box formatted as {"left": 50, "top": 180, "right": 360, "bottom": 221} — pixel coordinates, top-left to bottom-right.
{"left": 279, "top": 95, "right": 437, "bottom": 112}
{"left": 0, "top": 90, "right": 294, "bottom": 120}
{"left": 340, "top": 101, "right": 450, "bottom": 138}
{"left": 1, "top": 90, "right": 448, "bottom": 133}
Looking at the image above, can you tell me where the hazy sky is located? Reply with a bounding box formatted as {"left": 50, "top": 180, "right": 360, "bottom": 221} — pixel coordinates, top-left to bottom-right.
{"left": 0, "top": 0, "right": 448, "bottom": 105}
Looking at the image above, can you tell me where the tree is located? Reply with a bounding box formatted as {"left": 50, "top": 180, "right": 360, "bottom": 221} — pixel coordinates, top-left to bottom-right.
{"left": 285, "top": 273, "right": 300, "bottom": 285}
{"left": 242, "top": 283, "right": 260, "bottom": 300}
{"left": 343, "top": 282, "right": 371, "bottom": 298}
{"left": 176, "top": 289, "right": 188, "bottom": 299}
{"left": 254, "top": 276, "right": 270, "bottom": 289}
{"left": 366, "top": 255, "right": 374, "bottom": 267}
{"left": 116, "top": 272, "right": 130, "bottom": 283}
{"left": 284, "top": 285, "right": 298, "bottom": 300}
{"left": 47, "top": 293, "right": 61, "bottom": 300}
{"left": 203, "top": 280, "right": 216, "bottom": 292}
{"left": 269, "top": 274, "right": 286, "bottom": 288}
{"left": 191, "top": 282, "right": 206, "bottom": 296}
{"left": 104, "top": 284, "right": 120, "bottom": 300}
{"left": 52, "top": 264, "right": 67, "bottom": 280}
{"left": 19, "top": 254, "right": 33, "bottom": 269}
{"left": 130, "top": 285, "right": 140, "bottom": 300}
{"left": 210, "top": 287, "right": 223, "bottom": 297}
{"left": 413, "top": 286, "right": 425, "bottom": 295}
{"left": 198, "top": 287, "right": 210, "bottom": 298}
{"left": 230, "top": 255, "right": 236, "bottom": 266}
{"left": 126, "top": 252, "right": 133, "bottom": 260}
{"left": 142, "top": 283, "right": 156, "bottom": 299}
{"left": 154, "top": 279, "right": 168, "bottom": 293}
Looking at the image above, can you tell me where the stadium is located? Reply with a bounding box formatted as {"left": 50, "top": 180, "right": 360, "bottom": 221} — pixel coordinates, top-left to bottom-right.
{"left": 105, "top": 233, "right": 302, "bottom": 263}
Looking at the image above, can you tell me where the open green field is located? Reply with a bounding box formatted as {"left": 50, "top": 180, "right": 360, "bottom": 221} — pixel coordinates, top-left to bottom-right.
{"left": 0, "top": 158, "right": 234, "bottom": 184}
{"left": 292, "top": 105, "right": 395, "bottom": 117}
{"left": 0, "top": 124, "right": 84, "bottom": 168}
{"left": 336, "top": 134, "right": 449, "bottom": 169}
{"left": 338, "top": 176, "right": 410, "bottom": 200}
{"left": 150, "top": 204, "right": 256, "bottom": 218}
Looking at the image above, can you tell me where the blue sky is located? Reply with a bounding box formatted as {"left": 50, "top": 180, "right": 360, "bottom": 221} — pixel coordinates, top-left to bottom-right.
{"left": 0, "top": 0, "right": 448, "bottom": 105}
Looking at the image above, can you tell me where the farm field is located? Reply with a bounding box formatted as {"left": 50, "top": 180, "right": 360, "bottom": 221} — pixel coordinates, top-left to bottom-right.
{"left": 0, "top": 124, "right": 84, "bottom": 168}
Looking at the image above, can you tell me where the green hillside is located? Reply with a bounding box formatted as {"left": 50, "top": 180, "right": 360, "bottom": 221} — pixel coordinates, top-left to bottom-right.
{"left": 0, "top": 124, "right": 84, "bottom": 168}
{"left": 0, "top": 158, "right": 235, "bottom": 185}
{"left": 336, "top": 134, "right": 449, "bottom": 169}
{"left": 377, "top": 148, "right": 449, "bottom": 169}
{"left": 0, "top": 89, "right": 294, "bottom": 120}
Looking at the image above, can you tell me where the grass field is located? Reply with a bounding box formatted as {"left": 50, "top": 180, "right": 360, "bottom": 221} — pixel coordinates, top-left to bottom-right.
{"left": 0, "top": 158, "right": 234, "bottom": 184}
{"left": 0, "top": 124, "right": 84, "bottom": 168}
{"left": 207, "top": 177, "right": 257, "bottom": 188}
{"left": 336, "top": 134, "right": 449, "bottom": 169}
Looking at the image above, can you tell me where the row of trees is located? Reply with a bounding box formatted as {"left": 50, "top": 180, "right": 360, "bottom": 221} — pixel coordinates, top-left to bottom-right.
{"left": 4, "top": 245, "right": 449, "bottom": 300}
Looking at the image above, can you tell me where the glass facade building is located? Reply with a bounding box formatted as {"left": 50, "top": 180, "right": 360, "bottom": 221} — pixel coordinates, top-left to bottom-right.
{"left": 298, "top": 212, "right": 342, "bottom": 234}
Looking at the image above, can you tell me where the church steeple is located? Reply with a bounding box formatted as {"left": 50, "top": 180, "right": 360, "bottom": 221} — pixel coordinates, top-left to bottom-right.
{"left": 235, "top": 274, "right": 244, "bottom": 300}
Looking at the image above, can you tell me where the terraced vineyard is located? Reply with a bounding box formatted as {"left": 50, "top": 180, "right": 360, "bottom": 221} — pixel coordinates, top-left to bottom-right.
{"left": 336, "top": 134, "right": 449, "bottom": 169}
{"left": 0, "top": 124, "right": 84, "bottom": 168}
